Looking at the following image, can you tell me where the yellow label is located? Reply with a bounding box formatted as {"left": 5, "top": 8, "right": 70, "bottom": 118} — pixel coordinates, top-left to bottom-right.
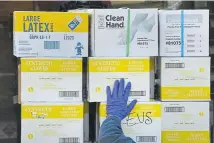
{"left": 161, "top": 87, "right": 210, "bottom": 100}
{"left": 99, "top": 103, "right": 161, "bottom": 118}
{"left": 22, "top": 105, "right": 83, "bottom": 119}
{"left": 14, "top": 12, "right": 88, "bottom": 32}
{"left": 89, "top": 59, "right": 151, "bottom": 72}
{"left": 21, "top": 59, "right": 82, "bottom": 72}
{"left": 162, "top": 131, "right": 210, "bottom": 143}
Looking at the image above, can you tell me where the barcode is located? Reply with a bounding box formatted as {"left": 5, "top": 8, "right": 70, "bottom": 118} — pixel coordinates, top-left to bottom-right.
{"left": 44, "top": 41, "right": 60, "bottom": 49}
{"left": 18, "top": 47, "right": 32, "bottom": 51}
{"left": 165, "top": 63, "right": 185, "bottom": 68}
{"left": 187, "top": 40, "right": 195, "bottom": 43}
{"left": 130, "top": 91, "right": 146, "bottom": 96}
{"left": 187, "top": 45, "right": 195, "bottom": 48}
{"left": 136, "top": 136, "right": 157, "bottom": 142}
{"left": 59, "top": 91, "right": 79, "bottom": 97}
{"left": 164, "top": 107, "right": 185, "bottom": 112}
{"left": 59, "top": 138, "right": 80, "bottom": 143}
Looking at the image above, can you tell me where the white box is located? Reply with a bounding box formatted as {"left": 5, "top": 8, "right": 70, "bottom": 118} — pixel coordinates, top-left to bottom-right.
{"left": 87, "top": 9, "right": 158, "bottom": 57}
{"left": 99, "top": 102, "right": 161, "bottom": 143}
{"left": 88, "top": 57, "right": 155, "bottom": 102}
{"left": 21, "top": 103, "right": 84, "bottom": 143}
{"left": 162, "top": 102, "right": 210, "bottom": 143}
{"left": 13, "top": 11, "right": 88, "bottom": 57}
{"left": 159, "top": 10, "right": 209, "bottom": 56}
{"left": 160, "top": 57, "right": 210, "bottom": 101}
{"left": 21, "top": 58, "right": 82, "bottom": 103}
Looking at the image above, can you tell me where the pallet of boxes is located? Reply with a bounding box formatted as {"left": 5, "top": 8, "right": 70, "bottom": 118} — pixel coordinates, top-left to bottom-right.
{"left": 87, "top": 8, "right": 210, "bottom": 143}
{"left": 159, "top": 10, "right": 211, "bottom": 143}
{"left": 13, "top": 11, "right": 90, "bottom": 143}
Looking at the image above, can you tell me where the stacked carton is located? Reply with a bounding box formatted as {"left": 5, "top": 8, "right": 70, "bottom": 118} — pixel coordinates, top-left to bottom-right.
{"left": 159, "top": 10, "right": 210, "bottom": 143}
{"left": 13, "top": 11, "right": 88, "bottom": 143}
{"left": 76, "top": 8, "right": 162, "bottom": 143}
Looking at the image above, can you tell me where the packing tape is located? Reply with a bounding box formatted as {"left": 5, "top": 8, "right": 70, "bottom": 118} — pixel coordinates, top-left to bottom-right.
{"left": 181, "top": 10, "right": 184, "bottom": 57}
{"left": 126, "top": 8, "right": 131, "bottom": 57}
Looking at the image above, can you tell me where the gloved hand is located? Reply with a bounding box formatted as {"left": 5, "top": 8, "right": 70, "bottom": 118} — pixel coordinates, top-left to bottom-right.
{"left": 106, "top": 78, "right": 137, "bottom": 120}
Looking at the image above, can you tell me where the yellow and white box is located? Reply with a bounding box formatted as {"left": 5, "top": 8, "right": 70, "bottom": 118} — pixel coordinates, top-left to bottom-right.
{"left": 162, "top": 102, "right": 210, "bottom": 143}
{"left": 99, "top": 102, "right": 162, "bottom": 143}
{"left": 13, "top": 11, "right": 88, "bottom": 57}
{"left": 160, "top": 57, "right": 210, "bottom": 101}
{"left": 88, "top": 57, "right": 155, "bottom": 102}
{"left": 21, "top": 58, "right": 82, "bottom": 102}
{"left": 21, "top": 103, "right": 84, "bottom": 143}
{"left": 159, "top": 10, "right": 209, "bottom": 56}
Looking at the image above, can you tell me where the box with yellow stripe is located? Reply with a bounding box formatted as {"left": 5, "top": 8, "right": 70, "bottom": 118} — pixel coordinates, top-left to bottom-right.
{"left": 21, "top": 58, "right": 83, "bottom": 103}
{"left": 21, "top": 103, "right": 84, "bottom": 143}
{"left": 160, "top": 57, "right": 210, "bottom": 101}
{"left": 99, "top": 102, "right": 161, "bottom": 143}
{"left": 13, "top": 11, "right": 88, "bottom": 57}
{"left": 162, "top": 102, "right": 210, "bottom": 143}
{"left": 88, "top": 57, "right": 155, "bottom": 102}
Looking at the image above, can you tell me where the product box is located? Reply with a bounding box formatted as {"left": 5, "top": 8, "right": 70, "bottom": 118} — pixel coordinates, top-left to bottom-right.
{"left": 162, "top": 102, "right": 210, "bottom": 143}
{"left": 99, "top": 102, "right": 161, "bottom": 143}
{"left": 21, "top": 103, "right": 84, "bottom": 143}
{"left": 160, "top": 57, "right": 210, "bottom": 101}
{"left": 21, "top": 58, "right": 82, "bottom": 103}
{"left": 81, "top": 9, "right": 157, "bottom": 57}
{"left": 13, "top": 11, "right": 88, "bottom": 57}
{"left": 88, "top": 57, "right": 155, "bottom": 102}
{"left": 159, "top": 10, "right": 209, "bottom": 56}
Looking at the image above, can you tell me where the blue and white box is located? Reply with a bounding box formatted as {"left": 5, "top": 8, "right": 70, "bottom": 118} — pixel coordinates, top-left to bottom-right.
{"left": 159, "top": 10, "right": 209, "bottom": 57}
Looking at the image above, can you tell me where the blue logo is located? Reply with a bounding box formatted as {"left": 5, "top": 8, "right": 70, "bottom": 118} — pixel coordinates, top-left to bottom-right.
{"left": 68, "top": 16, "right": 82, "bottom": 31}
{"left": 75, "top": 42, "right": 84, "bottom": 56}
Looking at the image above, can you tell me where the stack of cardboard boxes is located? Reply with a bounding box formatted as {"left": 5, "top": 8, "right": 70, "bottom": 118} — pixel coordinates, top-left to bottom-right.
{"left": 13, "top": 11, "right": 89, "bottom": 143}
{"left": 12, "top": 8, "right": 212, "bottom": 143}
{"left": 159, "top": 10, "right": 210, "bottom": 143}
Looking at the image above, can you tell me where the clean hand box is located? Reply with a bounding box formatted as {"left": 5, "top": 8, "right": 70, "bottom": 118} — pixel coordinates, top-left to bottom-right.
{"left": 159, "top": 10, "right": 209, "bottom": 56}
{"left": 88, "top": 57, "right": 155, "bottom": 102}
{"left": 99, "top": 102, "right": 161, "bottom": 143}
{"left": 160, "top": 57, "right": 210, "bottom": 101}
{"left": 21, "top": 58, "right": 82, "bottom": 103}
{"left": 21, "top": 103, "right": 84, "bottom": 143}
{"left": 162, "top": 102, "right": 210, "bottom": 143}
{"left": 13, "top": 11, "right": 88, "bottom": 57}
{"left": 91, "top": 9, "right": 158, "bottom": 57}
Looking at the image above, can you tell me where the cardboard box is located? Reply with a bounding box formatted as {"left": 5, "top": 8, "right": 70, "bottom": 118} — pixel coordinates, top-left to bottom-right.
{"left": 88, "top": 57, "right": 155, "bottom": 102}
{"left": 99, "top": 102, "right": 161, "bottom": 143}
{"left": 159, "top": 10, "right": 209, "bottom": 56}
{"left": 21, "top": 58, "right": 83, "bottom": 103}
{"left": 160, "top": 57, "right": 210, "bottom": 101}
{"left": 73, "top": 9, "right": 158, "bottom": 57}
{"left": 162, "top": 102, "right": 210, "bottom": 143}
{"left": 13, "top": 11, "right": 88, "bottom": 57}
{"left": 21, "top": 103, "right": 84, "bottom": 143}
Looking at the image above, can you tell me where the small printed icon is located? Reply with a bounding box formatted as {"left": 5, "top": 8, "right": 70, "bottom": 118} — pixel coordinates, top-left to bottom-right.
{"left": 28, "top": 134, "right": 34, "bottom": 139}
{"left": 28, "top": 87, "right": 34, "bottom": 92}
{"left": 199, "top": 112, "right": 204, "bottom": 116}
{"left": 96, "top": 87, "right": 101, "bottom": 92}
{"left": 68, "top": 16, "right": 82, "bottom": 31}
{"left": 75, "top": 42, "right": 84, "bottom": 56}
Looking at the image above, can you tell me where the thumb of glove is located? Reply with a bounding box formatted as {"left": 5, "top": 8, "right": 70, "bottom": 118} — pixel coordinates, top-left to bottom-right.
{"left": 126, "top": 100, "right": 137, "bottom": 116}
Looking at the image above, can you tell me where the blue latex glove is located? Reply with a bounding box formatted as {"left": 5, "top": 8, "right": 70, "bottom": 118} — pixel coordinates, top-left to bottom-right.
{"left": 106, "top": 78, "right": 137, "bottom": 120}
